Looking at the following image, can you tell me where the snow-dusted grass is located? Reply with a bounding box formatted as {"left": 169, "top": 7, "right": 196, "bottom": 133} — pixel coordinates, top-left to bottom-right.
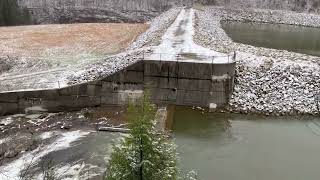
{"left": 0, "top": 23, "right": 148, "bottom": 65}
{"left": 0, "top": 130, "right": 90, "bottom": 180}
{"left": 0, "top": 8, "right": 182, "bottom": 91}
{"left": 0, "top": 23, "right": 148, "bottom": 92}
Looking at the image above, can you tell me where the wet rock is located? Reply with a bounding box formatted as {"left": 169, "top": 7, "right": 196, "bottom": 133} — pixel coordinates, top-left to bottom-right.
{"left": 60, "top": 122, "right": 73, "bottom": 130}
{"left": 0, "top": 133, "right": 39, "bottom": 161}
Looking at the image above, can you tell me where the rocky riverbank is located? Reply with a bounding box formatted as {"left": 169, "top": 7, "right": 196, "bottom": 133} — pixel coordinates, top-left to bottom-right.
{"left": 194, "top": 6, "right": 320, "bottom": 115}
{"left": 0, "top": 106, "right": 126, "bottom": 168}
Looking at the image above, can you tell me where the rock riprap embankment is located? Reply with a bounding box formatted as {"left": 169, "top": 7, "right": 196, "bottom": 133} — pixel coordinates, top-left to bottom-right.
{"left": 67, "top": 49, "right": 147, "bottom": 85}
{"left": 230, "top": 53, "right": 320, "bottom": 115}
{"left": 67, "top": 8, "right": 180, "bottom": 85}
{"left": 194, "top": 6, "right": 320, "bottom": 115}
{"left": 127, "top": 8, "right": 181, "bottom": 50}
{"left": 67, "top": 8, "right": 181, "bottom": 84}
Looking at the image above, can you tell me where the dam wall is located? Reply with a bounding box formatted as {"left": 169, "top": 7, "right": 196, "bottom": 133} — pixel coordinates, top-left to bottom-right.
{"left": 0, "top": 59, "right": 235, "bottom": 115}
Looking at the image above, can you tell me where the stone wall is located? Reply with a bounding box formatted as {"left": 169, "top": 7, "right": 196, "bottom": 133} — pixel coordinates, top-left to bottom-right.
{"left": 0, "top": 60, "right": 235, "bottom": 116}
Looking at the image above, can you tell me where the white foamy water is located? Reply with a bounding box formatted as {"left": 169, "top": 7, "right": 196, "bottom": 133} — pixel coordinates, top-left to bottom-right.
{"left": 0, "top": 130, "right": 90, "bottom": 180}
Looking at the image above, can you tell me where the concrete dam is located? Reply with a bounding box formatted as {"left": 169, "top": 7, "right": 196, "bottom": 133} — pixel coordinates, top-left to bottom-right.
{"left": 0, "top": 8, "right": 236, "bottom": 115}
{"left": 0, "top": 56, "right": 235, "bottom": 115}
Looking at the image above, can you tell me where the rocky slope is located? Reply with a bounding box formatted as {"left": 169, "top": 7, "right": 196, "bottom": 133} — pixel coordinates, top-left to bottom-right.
{"left": 67, "top": 8, "right": 181, "bottom": 85}
{"left": 16, "top": 0, "right": 320, "bottom": 25}
{"left": 200, "top": 0, "right": 320, "bottom": 13}
{"left": 194, "top": 6, "right": 320, "bottom": 115}
{"left": 17, "top": 0, "right": 190, "bottom": 24}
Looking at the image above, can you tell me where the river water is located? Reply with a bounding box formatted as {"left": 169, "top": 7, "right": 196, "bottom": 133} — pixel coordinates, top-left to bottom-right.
{"left": 172, "top": 107, "right": 320, "bottom": 180}
{"left": 221, "top": 21, "right": 320, "bottom": 57}
{"left": 2, "top": 108, "right": 320, "bottom": 179}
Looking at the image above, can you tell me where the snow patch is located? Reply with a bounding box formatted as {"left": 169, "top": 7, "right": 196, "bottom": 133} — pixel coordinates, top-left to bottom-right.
{"left": 0, "top": 131, "right": 90, "bottom": 180}
{"left": 39, "top": 131, "right": 57, "bottom": 140}
{"left": 0, "top": 117, "right": 13, "bottom": 126}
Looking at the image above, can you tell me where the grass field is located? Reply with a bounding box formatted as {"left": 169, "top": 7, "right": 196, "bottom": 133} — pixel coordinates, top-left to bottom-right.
{"left": 0, "top": 23, "right": 148, "bottom": 73}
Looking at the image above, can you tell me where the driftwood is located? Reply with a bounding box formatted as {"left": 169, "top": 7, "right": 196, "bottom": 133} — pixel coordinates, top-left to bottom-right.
{"left": 98, "top": 127, "right": 130, "bottom": 133}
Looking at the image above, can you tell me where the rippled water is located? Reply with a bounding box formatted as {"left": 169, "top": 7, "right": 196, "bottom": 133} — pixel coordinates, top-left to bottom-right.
{"left": 4, "top": 108, "right": 320, "bottom": 180}
{"left": 172, "top": 107, "right": 320, "bottom": 180}
{"left": 222, "top": 21, "right": 320, "bottom": 57}
{"left": 0, "top": 131, "right": 121, "bottom": 180}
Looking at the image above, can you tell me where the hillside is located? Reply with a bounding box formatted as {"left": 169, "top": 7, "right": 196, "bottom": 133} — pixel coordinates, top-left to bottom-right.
{"left": 0, "top": 23, "right": 148, "bottom": 80}
{"left": 200, "top": 0, "right": 320, "bottom": 13}
{"left": 6, "top": 0, "right": 318, "bottom": 26}
{"left": 17, "top": 0, "right": 190, "bottom": 24}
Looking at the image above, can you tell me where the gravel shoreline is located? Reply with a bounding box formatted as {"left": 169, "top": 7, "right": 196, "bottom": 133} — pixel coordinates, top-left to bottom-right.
{"left": 194, "top": 6, "right": 320, "bottom": 116}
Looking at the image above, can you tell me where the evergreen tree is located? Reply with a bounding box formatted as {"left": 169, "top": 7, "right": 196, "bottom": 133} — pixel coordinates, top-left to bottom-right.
{"left": 105, "top": 93, "right": 178, "bottom": 180}
{"left": 0, "top": 0, "right": 31, "bottom": 26}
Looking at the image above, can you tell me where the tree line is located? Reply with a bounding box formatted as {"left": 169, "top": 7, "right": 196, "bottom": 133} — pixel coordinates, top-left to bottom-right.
{"left": 0, "top": 0, "right": 31, "bottom": 26}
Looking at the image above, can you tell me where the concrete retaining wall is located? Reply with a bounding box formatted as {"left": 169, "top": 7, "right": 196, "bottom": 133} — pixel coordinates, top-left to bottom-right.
{"left": 0, "top": 60, "right": 235, "bottom": 115}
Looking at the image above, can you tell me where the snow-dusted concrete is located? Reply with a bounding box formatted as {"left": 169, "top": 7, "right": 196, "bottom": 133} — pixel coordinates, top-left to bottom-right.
{"left": 147, "top": 9, "right": 234, "bottom": 64}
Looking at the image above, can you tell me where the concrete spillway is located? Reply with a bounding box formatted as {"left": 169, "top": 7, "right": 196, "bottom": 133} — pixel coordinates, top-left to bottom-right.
{"left": 0, "top": 9, "right": 236, "bottom": 115}
{"left": 0, "top": 59, "right": 235, "bottom": 115}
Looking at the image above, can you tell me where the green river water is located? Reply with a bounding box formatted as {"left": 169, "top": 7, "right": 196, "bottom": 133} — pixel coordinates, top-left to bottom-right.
{"left": 221, "top": 21, "right": 320, "bottom": 57}
{"left": 172, "top": 107, "right": 320, "bottom": 180}
{"left": 6, "top": 108, "right": 319, "bottom": 179}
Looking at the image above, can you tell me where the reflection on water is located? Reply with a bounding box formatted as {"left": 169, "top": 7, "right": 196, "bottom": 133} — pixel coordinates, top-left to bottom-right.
{"left": 222, "top": 21, "right": 320, "bottom": 57}
{"left": 172, "top": 107, "right": 320, "bottom": 180}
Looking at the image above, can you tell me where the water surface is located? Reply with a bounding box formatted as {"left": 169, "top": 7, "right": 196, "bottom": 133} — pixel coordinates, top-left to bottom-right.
{"left": 222, "top": 21, "right": 320, "bottom": 56}
{"left": 173, "top": 107, "right": 320, "bottom": 180}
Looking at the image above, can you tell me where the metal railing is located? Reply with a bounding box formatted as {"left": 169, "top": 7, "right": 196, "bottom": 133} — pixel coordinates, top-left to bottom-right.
{"left": 0, "top": 52, "right": 237, "bottom": 93}
{"left": 143, "top": 52, "right": 236, "bottom": 64}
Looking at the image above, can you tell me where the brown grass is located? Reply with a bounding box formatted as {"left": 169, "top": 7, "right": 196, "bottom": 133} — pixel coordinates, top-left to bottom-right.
{"left": 0, "top": 23, "right": 148, "bottom": 59}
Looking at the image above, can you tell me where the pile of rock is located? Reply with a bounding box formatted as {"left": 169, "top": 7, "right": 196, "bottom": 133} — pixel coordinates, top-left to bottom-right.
{"left": 67, "top": 8, "right": 180, "bottom": 85}
{"left": 67, "top": 49, "right": 148, "bottom": 85}
{"left": 230, "top": 52, "right": 320, "bottom": 115}
{"left": 219, "top": 7, "right": 320, "bottom": 28}
{"left": 0, "top": 57, "right": 12, "bottom": 75}
{"left": 194, "top": 6, "right": 320, "bottom": 115}
{"left": 128, "top": 7, "right": 181, "bottom": 50}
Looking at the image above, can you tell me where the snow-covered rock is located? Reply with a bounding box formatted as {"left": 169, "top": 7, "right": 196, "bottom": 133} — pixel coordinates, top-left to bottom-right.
{"left": 194, "top": 6, "right": 320, "bottom": 115}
